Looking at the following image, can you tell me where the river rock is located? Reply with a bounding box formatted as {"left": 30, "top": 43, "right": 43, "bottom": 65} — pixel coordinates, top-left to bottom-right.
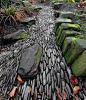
{"left": 17, "top": 44, "right": 42, "bottom": 78}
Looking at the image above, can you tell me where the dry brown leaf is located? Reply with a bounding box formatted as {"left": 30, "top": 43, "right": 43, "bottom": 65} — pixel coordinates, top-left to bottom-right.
{"left": 63, "top": 90, "right": 66, "bottom": 100}
{"left": 70, "top": 75, "right": 78, "bottom": 86}
{"left": 46, "top": 96, "right": 49, "bottom": 99}
{"left": 15, "top": 12, "right": 23, "bottom": 21}
{"left": 9, "top": 87, "right": 17, "bottom": 97}
{"left": 17, "top": 75, "right": 23, "bottom": 84}
{"left": 28, "top": 87, "right": 32, "bottom": 93}
{"left": 0, "top": 27, "right": 2, "bottom": 30}
{"left": 73, "top": 86, "right": 80, "bottom": 94}
{"left": 33, "top": 91, "right": 35, "bottom": 100}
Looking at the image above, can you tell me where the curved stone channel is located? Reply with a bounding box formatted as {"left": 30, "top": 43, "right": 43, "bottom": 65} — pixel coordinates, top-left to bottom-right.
{"left": 0, "top": 4, "right": 86, "bottom": 100}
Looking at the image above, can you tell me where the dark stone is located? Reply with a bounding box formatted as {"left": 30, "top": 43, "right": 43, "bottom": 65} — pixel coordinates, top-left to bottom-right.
{"left": 18, "top": 44, "right": 42, "bottom": 78}
{"left": 53, "top": 2, "right": 63, "bottom": 10}
{"left": 54, "top": 11, "right": 61, "bottom": 17}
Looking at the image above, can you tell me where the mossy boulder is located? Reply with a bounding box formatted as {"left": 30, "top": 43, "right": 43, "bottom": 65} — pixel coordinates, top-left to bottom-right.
{"left": 64, "top": 39, "right": 86, "bottom": 65}
{"left": 20, "top": 17, "right": 35, "bottom": 25}
{"left": 3, "top": 30, "right": 27, "bottom": 40}
{"left": 56, "top": 23, "right": 80, "bottom": 41}
{"left": 62, "top": 37, "right": 73, "bottom": 55}
{"left": 57, "top": 30, "right": 81, "bottom": 47}
{"left": 55, "top": 17, "right": 72, "bottom": 29}
{"left": 59, "top": 12, "right": 75, "bottom": 19}
{"left": 71, "top": 50, "right": 86, "bottom": 76}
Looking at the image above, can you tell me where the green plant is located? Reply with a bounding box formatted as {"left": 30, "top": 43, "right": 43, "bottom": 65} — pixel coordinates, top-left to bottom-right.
{"left": 0, "top": 6, "right": 17, "bottom": 24}
{"left": 35, "top": 47, "right": 40, "bottom": 62}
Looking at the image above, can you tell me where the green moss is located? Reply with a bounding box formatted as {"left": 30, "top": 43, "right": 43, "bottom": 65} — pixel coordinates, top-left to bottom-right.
{"left": 67, "top": 30, "right": 71, "bottom": 33}
{"left": 73, "top": 9, "right": 77, "bottom": 12}
{"left": 17, "top": 32, "right": 27, "bottom": 39}
{"left": 35, "top": 47, "right": 40, "bottom": 62}
{"left": 64, "top": 48, "right": 70, "bottom": 61}
{"left": 72, "top": 37, "right": 77, "bottom": 42}
{"left": 67, "top": 23, "right": 80, "bottom": 29}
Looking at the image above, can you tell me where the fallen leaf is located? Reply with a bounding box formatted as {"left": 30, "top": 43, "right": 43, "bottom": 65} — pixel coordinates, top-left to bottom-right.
{"left": 46, "top": 96, "right": 49, "bottom": 99}
{"left": 63, "top": 90, "right": 66, "bottom": 100}
{"left": 14, "top": 12, "right": 23, "bottom": 21}
{"left": 28, "top": 87, "right": 32, "bottom": 93}
{"left": 0, "top": 27, "right": 2, "bottom": 30}
{"left": 73, "top": 86, "right": 80, "bottom": 94}
{"left": 70, "top": 75, "right": 78, "bottom": 86}
{"left": 9, "top": 87, "right": 17, "bottom": 97}
{"left": 17, "top": 75, "right": 23, "bottom": 84}
{"left": 34, "top": 91, "right": 35, "bottom": 100}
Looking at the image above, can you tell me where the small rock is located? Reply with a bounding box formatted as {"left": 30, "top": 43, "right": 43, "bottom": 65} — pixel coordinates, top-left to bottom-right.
{"left": 20, "top": 17, "right": 35, "bottom": 25}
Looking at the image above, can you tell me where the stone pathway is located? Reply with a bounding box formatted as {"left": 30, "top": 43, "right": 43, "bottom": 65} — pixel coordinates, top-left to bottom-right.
{"left": 0, "top": 3, "right": 86, "bottom": 100}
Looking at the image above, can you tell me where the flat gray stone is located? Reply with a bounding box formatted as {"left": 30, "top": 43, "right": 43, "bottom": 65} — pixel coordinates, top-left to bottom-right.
{"left": 3, "top": 30, "right": 27, "bottom": 40}
{"left": 20, "top": 17, "right": 35, "bottom": 25}
{"left": 55, "top": 17, "right": 72, "bottom": 29}
{"left": 59, "top": 12, "right": 75, "bottom": 19}
{"left": 29, "top": 5, "right": 42, "bottom": 11}
{"left": 18, "top": 44, "right": 42, "bottom": 78}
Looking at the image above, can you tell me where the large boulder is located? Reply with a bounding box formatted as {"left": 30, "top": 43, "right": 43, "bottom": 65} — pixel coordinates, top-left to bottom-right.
{"left": 17, "top": 44, "right": 42, "bottom": 78}
{"left": 3, "top": 30, "right": 27, "bottom": 40}
{"left": 57, "top": 30, "right": 81, "bottom": 47}
{"left": 64, "top": 39, "right": 86, "bottom": 65}
{"left": 56, "top": 23, "right": 80, "bottom": 42}
{"left": 71, "top": 50, "right": 86, "bottom": 76}
{"left": 62, "top": 37, "right": 76, "bottom": 55}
